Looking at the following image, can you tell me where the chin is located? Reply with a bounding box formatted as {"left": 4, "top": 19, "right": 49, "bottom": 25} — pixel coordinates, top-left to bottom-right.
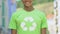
{"left": 25, "top": 5, "right": 31, "bottom": 7}
{"left": 24, "top": 4, "right": 31, "bottom": 7}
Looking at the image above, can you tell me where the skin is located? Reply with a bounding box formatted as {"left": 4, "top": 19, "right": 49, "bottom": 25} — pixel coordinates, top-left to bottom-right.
{"left": 11, "top": 0, "right": 47, "bottom": 34}
{"left": 41, "top": 28, "right": 46, "bottom": 34}
{"left": 22, "top": 0, "right": 34, "bottom": 11}
{"left": 11, "top": 29, "right": 17, "bottom": 34}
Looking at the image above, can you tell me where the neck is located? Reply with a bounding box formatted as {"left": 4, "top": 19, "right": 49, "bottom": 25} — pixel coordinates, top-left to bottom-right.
{"left": 24, "top": 6, "right": 34, "bottom": 11}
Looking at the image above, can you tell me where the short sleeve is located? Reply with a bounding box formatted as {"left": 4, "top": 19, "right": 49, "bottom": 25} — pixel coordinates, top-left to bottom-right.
{"left": 9, "top": 13, "right": 17, "bottom": 29}
{"left": 41, "top": 13, "right": 47, "bottom": 28}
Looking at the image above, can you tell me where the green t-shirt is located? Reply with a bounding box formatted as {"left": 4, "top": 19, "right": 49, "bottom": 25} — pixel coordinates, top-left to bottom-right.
{"left": 9, "top": 8, "right": 47, "bottom": 34}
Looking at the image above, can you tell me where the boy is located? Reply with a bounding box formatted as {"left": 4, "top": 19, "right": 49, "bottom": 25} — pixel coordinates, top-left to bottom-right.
{"left": 9, "top": 0, "right": 47, "bottom": 34}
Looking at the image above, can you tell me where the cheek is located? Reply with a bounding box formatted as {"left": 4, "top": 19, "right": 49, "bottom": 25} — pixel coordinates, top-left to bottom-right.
{"left": 31, "top": 3, "right": 32, "bottom": 5}
{"left": 30, "top": 2, "right": 33, "bottom": 5}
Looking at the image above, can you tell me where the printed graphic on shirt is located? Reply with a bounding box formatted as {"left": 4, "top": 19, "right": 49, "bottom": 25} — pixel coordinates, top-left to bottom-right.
{"left": 20, "top": 17, "right": 37, "bottom": 31}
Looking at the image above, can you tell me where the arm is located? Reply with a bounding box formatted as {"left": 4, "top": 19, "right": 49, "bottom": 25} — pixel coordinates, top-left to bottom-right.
{"left": 11, "top": 29, "right": 17, "bottom": 34}
{"left": 9, "top": 13, "right": 17, "bottom": 34}
{"left": 40, "top": 12, "right": 47, "bottom": 34}
{"left": 41, "top": 28, "right": 46, "bottom": 34}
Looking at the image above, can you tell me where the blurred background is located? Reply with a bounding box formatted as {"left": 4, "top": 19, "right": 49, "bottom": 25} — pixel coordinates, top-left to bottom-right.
{"left": 0, "top": 0, "right": 54, "bottom": 34}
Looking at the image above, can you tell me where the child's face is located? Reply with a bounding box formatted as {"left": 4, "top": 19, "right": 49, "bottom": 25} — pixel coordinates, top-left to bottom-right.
{"left": 22, "top": 0, "right": 33, "bottom": 7}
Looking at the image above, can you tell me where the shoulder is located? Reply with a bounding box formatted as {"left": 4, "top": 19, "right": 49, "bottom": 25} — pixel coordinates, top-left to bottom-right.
{"left": 34, "top": 9, "right": 46, "bottom": 19}
{"left": 13, "top": 8, "right": 23, "bottom": 15}
{"left": 35, "top": 9, "right": 46, "bottom": 16}
{"left": 11, "top": 8, "right": 22, "bottom": 17}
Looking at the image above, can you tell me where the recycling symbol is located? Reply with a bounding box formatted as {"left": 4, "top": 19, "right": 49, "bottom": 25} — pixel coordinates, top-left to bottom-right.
{"left": 20, "top": 17, "right": 37, "bottom": 31}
